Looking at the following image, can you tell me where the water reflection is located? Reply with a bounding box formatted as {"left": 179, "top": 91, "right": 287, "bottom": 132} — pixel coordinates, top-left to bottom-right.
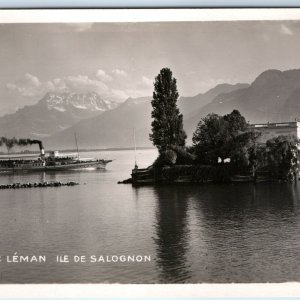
{"left": 152, "top": 186, "right": 192, "bottom": 283}
{"left": 2, "top": 148, "right": 300, "bottom": 283}
{"left": 188, "top": 183, "right": 300, "bottom": 282}
{"left": 151, "top": 182, "right": 300, "bottom": 283}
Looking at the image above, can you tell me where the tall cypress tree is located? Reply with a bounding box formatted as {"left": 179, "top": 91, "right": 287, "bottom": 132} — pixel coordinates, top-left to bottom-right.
{"left": 149, "top": 68, "right": 187, "bottom": 153}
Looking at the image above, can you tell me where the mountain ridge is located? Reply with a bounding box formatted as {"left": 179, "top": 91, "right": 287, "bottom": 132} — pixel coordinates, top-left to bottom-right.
{"left": 43, "top": 83, "right": 248, "bottom": 149}
{"left": 3, "top": 68, "right": 300, "bottom": 149}
{"left": 0, "top": 91, "right": 117, "bottom": 139}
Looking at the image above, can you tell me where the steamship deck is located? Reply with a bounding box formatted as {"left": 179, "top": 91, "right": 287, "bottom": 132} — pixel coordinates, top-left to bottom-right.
{"left": 0, "top": 151, "right": 112, "bottom": 172}
{"left": 0, "top": 139, "right": 112, "bottom": 172}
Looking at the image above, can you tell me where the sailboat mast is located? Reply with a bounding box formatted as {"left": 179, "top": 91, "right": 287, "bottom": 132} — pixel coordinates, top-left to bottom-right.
{"left": 133, "top": 128, "right": 138, "bottom": 169}
{"left": 74, "top": 132, "right": 79, "bottom": 160}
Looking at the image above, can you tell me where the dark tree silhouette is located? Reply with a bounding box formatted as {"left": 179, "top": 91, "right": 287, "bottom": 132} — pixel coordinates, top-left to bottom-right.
{"left": 192, "top": 110, "right": 256, "bottom": 167}
{"left": 149, "top": 68, "right": 187, "bottom": 153}
{"left": 265, "top": 135, "right": 299, "bottom": 180}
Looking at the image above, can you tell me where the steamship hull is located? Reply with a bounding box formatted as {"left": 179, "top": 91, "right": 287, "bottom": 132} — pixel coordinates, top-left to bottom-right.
{"left": 0, "top": 139, "right": 113, "bottom": 172}
{"left": 44, "top": 160, "right": 112, "bottom": 171}
{"left": 0, "top": 160, "right": 112, "bottom": 172}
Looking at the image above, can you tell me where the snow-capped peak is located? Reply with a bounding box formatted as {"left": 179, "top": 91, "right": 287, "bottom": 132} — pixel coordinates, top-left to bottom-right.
{"left": 43, "top": 91, "right": 117, "bottom": 112}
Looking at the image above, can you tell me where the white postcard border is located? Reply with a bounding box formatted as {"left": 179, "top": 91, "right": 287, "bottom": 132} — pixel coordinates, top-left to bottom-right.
{"left": 0, "top": 7, "right": 300, "bottom": 297}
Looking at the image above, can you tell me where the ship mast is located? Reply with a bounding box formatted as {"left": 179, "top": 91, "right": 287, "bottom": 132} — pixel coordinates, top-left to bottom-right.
{"left": 74, "top": 132, "right": 80, "bottom": 160}
{"left": 133, "top": 128, "right": 138, "bottom": 169}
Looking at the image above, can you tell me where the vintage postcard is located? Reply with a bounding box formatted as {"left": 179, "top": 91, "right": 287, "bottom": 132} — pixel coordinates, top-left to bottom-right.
{"left": 0, "top": 7, "right": 300, "bottom": 297}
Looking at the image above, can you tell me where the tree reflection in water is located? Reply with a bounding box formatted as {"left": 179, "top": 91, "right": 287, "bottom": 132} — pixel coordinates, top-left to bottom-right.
{"left": 152, "top": 182, "right": 300, "bottom": 283}
{"left": 152, "top": 185, "right": 192, "bottom": 283}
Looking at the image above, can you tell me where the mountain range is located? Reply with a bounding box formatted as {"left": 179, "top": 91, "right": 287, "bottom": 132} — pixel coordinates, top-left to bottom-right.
{"left": 189, "top": 69, "right": 300, "bottom": 124}
{"left": 43, "top": 83, "right": 248, "bottom": 149}
{"left": 0, "top": 91, "right": 117, "bottom": 139}
{"left": 2, "top": 68, "right": 300, "bottom": 150}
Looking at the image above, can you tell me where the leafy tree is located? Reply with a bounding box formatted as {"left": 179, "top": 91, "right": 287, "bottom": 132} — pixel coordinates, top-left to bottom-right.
{"left": 153, "top": 149, "right": 178, "bottom": 167}
{"left": 265, "top": 135, "right": 299, "bottom": 180}
{"left": 149, "top": 68, "right": 187, "bottom": 153}
{"left": 247, "top": 137, "right": 265, "bottom": 176}
{"left": 169, "top": 145, "right": 196, "bottom": 165}
{"left": 192, "top": 113, "right": 228, "bottom": 164}
{"left": 192, "top": 110, "right": 253, "bottom": 166}
{"left": 223, "top": 109, "right": 248, "bottom": 132}
{"left": 229, "top": 130, "right": 261, "bottom": 172}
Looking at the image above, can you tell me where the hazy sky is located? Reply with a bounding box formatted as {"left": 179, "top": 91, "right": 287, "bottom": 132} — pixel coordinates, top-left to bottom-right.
{"left": 1, "top": 20, "right": 300, "bottom": 115}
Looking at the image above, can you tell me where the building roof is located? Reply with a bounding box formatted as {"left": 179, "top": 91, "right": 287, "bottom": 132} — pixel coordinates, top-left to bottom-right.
{"left": 249, "top": 121, "right": 300, "bottom": 129}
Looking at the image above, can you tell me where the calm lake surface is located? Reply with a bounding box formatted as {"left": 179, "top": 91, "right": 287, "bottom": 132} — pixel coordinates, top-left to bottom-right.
{"left": 0, "top": 148, "right": 300, "bottom": 283}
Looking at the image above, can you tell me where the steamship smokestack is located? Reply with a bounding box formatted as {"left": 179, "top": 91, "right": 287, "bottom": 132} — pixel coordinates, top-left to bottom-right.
{"left": 32, "top": 140, "right": 45, "bottom": 157}
{"left": 0, "top": 137, "right": 45, "bottom": 155}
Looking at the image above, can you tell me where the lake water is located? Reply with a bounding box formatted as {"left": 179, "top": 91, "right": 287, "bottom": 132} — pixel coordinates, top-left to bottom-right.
{"left": 0, "top": 148, "right": 300, "bottom": 283}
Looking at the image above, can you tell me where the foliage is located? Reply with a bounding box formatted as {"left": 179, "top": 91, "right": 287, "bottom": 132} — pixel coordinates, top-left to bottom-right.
{"left": 153, "top": 145, "right": 196, "bottom": 168}
{"left": 229, "top": 131, "right": 261, "bottom": 173}
{"left": 161, "top": 164, "right": 233, "bottom": 183}
{"left": 223, "top": 109, "right": 248, "bottom": 132}
{"left": 192, "top": 110, "right": 256, "bottom": 168}
{"left": 247, "top": 142, "right": 266, "bottom": 176}
{"left": 192, "top": 113, "right": 227, "bottom": 164}
{"left": 153, "top": 149, "right": 178, "bottom": 167}
{"left": 169, "top": 145, "right": 196, "bottom": 165}
{"left": 149, "top": 68, "right": 187, "bottom": 153}
{"left": 265, "top": 135, "right": 299, "bottom": 180}
{"left": 148, "top": 135, "right": 299, "bottom": 184}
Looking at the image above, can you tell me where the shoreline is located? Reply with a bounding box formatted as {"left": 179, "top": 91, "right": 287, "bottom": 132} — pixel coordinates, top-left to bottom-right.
{"left": 119, "top": 164, "right": 298, "bottom": 185}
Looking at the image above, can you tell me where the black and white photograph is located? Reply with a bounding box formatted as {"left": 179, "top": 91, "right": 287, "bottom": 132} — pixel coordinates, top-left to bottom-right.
{"left": 1, "top": 8, "right": 300, "bottom": 286}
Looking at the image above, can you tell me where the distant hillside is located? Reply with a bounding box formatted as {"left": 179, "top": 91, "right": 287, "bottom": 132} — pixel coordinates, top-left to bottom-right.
{"left": 0, "top": 91, "right": 117, "bottom": 139}
{"left": 43, "top": 84, "right": 247, "bottom": 150}
{"left": 179, "top": 83, "right": 249, "bottom": 117}
{"left": 44, "top": 97, "right": 153, "bottom": 150}
{"left": 184, "top": 69, "right": 300, "bottom": 142}
{"left": 5, "top": 68, "right": 300, "bottom": 150}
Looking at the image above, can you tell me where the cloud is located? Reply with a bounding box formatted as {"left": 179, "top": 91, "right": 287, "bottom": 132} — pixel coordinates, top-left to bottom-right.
{"left": 7, "top": 70, "right": 156, "bottom": 104}
{"left": 141, "top": 76, "right": 153, "bottom": 87}
{"left": 7, "top": 73, "right": 45, "bottom": 97}
{"left": 7, "top": 73, "right": 109, "bottom": 97}
{"left": 6, "top": 73, "right": 129, "bottom": 102}
{"left": 134, "top": 75, "right": 154, "bottom": 92}
{"left": 112, "top": 69, "right": 127, "bottom": 77}
{"left": 123, "top": 76, "right": 153, "bottom": 98}
{"left": 57, "top": 75, "right": 109, "bottom": 94}
{"left": 110, "top": 89, "right": 129, "bottom": 100}
{"left": 124, "top": 89, "right": 149, "bottom": 98}
{"left": 96, "top": 69, "right": 112, "bottom": 82}
{"left": 280, "top": 24, "right": 293, "bottom": 35}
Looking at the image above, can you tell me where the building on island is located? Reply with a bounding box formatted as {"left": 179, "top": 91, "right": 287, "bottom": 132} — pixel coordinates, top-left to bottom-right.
{"left": 249, "top": 121, "right": 300, "bottom": 144}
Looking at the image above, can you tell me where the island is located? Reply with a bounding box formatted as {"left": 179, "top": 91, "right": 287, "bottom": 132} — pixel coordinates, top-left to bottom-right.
{"left": 120, "top": 68, "right": 300, "bottom": 185}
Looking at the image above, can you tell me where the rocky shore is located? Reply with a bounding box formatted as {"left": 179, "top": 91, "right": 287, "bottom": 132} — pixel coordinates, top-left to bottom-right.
{"left": 0, "top": 181, "right": 79, "bottom": 189}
